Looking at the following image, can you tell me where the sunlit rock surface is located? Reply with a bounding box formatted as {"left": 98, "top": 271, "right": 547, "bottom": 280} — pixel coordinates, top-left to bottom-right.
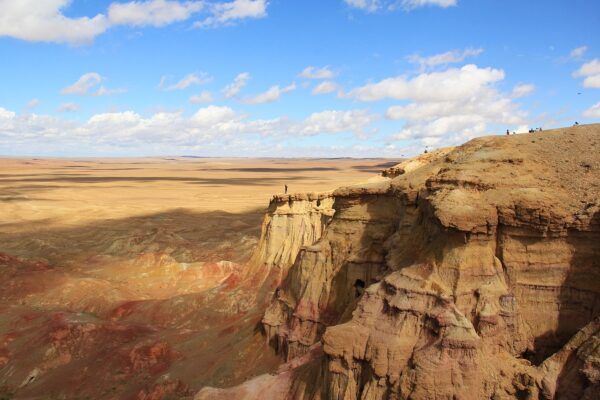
{"left": 201, "top": 124, "right": 600, "bottom": 399}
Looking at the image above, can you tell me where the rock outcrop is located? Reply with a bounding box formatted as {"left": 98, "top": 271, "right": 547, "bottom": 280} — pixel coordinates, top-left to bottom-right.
{"left": 262, "top": 185, "right": 401, "bottom": 360}
{"left": 199, "top": 123, "right": 600, "bottom": 399}
{"left": 247, "top": 192, "right": 335, "bottom": 288}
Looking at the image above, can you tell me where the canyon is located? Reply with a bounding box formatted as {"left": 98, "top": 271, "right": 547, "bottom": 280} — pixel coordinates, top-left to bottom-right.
{"left": 0, "top": 157, "right": 392, "bottom": 399}
{"left": 1, "top": 124, "right": 600, "bottom": 400}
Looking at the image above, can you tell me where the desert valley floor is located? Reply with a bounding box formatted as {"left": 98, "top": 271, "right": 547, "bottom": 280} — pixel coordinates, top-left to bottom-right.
{"left": 0, "top": 157, "right": 397, "bottom": 399}
{"left": 1, "top": 126, "right": 600, "bottom": 400}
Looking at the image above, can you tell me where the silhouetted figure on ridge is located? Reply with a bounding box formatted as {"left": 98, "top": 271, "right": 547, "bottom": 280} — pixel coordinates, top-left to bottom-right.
{"left": 284, "top": 184, "right": 288, "bottom": 194}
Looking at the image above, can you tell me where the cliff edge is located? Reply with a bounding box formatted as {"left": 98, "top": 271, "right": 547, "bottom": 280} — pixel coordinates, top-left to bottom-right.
{"left": 199, "top": 123, "right": 600, "bottom": 400}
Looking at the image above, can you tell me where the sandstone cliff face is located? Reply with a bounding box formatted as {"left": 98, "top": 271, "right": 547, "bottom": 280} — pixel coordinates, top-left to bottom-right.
{"left": 198, "top": 124, "right": 600, "bottom": 399}
{"left": 247, "top": 192, "right": 335, "bottom": 287}
{"left": 262, "top": 186, "right": 402, "bottom": 360}
{"left": 319, "top": 125, "right": 600, "bottom": 400}
{"left": 539, "top": 316, "right": 600, "bottom": 400}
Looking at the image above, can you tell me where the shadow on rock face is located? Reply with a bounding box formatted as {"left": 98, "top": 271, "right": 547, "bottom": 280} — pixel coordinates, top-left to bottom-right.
{"left": 551, "top": 208, "right": 600, "bottom": 399}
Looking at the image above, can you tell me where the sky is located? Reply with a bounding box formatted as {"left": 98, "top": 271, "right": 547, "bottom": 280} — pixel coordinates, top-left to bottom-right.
{"left": 0, "top": 0, "right": 599, "bottom": 157}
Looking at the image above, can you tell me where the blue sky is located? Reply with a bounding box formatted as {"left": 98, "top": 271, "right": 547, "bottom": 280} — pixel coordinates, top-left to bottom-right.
{"left": 0, "top": 0, "right": 599, "bottom": 157}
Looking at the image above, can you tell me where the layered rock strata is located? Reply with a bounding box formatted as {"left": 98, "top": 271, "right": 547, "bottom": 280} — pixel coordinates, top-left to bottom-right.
{"left": 200, "top": 124, "right": 600, "bottom": 399}
{"left": 262, "top": 185, "right": 401, "bottom": 360}
{"left": 247, "top": 192, "right": 335, "bottom": 287}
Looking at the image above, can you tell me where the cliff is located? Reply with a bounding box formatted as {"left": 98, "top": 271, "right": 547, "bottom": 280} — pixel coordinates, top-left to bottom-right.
{"left": 199, "top": 123, "right": 600, "bottom": 399}
{"left": 246, "top": 192, "right": 335, "bottom": 288}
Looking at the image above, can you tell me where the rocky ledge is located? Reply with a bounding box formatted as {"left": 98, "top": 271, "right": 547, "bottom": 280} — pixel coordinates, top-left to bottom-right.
{"left": 200, "top": 123, "right": 600, "bottom": 399}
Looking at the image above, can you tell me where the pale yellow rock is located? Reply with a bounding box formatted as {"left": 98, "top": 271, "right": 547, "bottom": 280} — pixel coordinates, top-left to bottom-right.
{"left": 200, "top": 124, "right": 600, "bottom": 400}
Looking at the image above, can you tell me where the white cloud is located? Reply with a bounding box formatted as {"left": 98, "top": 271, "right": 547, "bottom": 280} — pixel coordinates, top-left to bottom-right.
{"left": 96, "top": 86, "right": 128, "bottom": 96}
{"left": 574, "top": 59, "right": 600, "bottom": 77}
{"left": 190, "top": 105, "right": 238, "bottom": 125}
{"left": 344, "top": 0, "right": 457, "bottom": 12}
{"left": 61, "top": 73, "right": 127, "bottom": 96}
{"left": 108, "top": 0, "right": 204, "bottom": 27}
{"left": 222, "top": 72, "right": 251, "bottom": 98}
{"left": 0, "top": 0, "right": 267, "bottom": 45}
{"left": 0, "top": 107, "right": 17, "bottom": 127}
{"left": 194, "top": 0, "right": 268, "bottom": 28}
{"left": 61, "top": 73, "right": 102, "bottom": 95}
{"left": 57, "top": 102, "right": 80, "bottom": 112}
{"left": 511, "top": 83, "right": 535, "bottom": 98}
{"left": 189, "top": 90, "right": 214, "bottom": 103}
{"left": 0, "top": 104, "right": 382, "bottom": 155}
{"left": 574, "top": 59, "right": 600, "bottom": 88}
{"left": 299, "top": 66, "right": 336, "bottom": 80}
{"left": 583, "top": 102, "right": 600, "bottom": 118}
{"left": 312, "top": 81, "right": 340, "bottom": 95}
{"left": 569, "top": 46, "right": 587, "bottom": 60}
{"left": 242, "top": 83, "right": 296, "bottom": 104}
{"left": 0, "top": 107, "right": 78, "bottom": 145}
{"left": 159, "top": 72, "right": 211, "bottom": 91}
{"left": 293, "top": 110, "right": 375, "bottom": 136}
{"left": 348, "top": 64, "right": 504, "bottom": 102}
{"left": 515, "top": 124, "right": 530, "bottom": 134}
{"left": 344, "top": 0, "right": 381, "bottom": 12}
{"left": 26, "top": 99, "right": 41, "bottom": 109}
{"left": 375, "top": 64, "right": 525, "bottom": 145}
{"left": 0, "top": 0, "right": 109, "bottom": 44}
{"left": 407, "top": 47, "right": 482, "bottom": 69}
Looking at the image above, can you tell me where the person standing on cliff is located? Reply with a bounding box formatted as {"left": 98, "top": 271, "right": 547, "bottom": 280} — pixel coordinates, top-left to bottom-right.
{"left": 284, "top": 184, "right": 288, "bottom": 194}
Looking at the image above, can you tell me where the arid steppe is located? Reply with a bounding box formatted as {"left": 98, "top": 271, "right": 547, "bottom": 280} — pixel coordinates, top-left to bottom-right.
{"left": 0, "top": 157, "right": 397, "bottom": 399}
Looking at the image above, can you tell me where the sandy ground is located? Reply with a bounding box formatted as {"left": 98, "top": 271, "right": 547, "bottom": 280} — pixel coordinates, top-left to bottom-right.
{"left": 0, "top": 157, "right": 396, "bottom": 227}
{"left": 0, "top": 157, "right": 397, "bottom": 399}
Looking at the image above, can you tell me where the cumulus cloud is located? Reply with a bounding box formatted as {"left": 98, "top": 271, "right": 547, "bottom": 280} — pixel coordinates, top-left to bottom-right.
{"left": 348, "top": 64, "right": 504, "bottom": 102}
{"left": 573, "top": 59, "right": 600, "bottom": 88}
{"left": 299, "top": 66, "right": 336, "bottom": 80}
{"left": 0, "top": 0, "right": 268, "bottom": 44}
{"left": 57, "top": 102, "right": 80, "bottom": 112}
{"left": 108, "top": 0, "right": 204, "bottom": 27}
{"left": 159, "top": 72, "right": 211, "bottom": 91}
{"left": 511, "top": 83, "right": 535, "bottom": 98}
{"left": 367, "top": 64, "right": 526, "bottom": 145}
{"left": 242, "top": 83, "right": 296, "bottom": 104}
{"left": 61, "top": 73, "right": 127, "bottom": 96}
{"left": 0, "top": 107, "right": 77, "bottom": 149}
{"left": 344, "top": 0, "right": 457, "bottom": 12}
{"left": 194, "top": 0, "right": 268, "bottom": 28}
{"left": 0, "top": 0, "right": 109, "bottom": 44}
{"left": 583, "top": 102, "right": 600, "bottom": 118}
{"left": 222, "top": 72, "right": 251, "bottom": 98}
{"left": 0, "top": 104, "right": 379, "bottom": 154}
{"left": 312, "top": 81, "right": 340, "bottom": 95}
{"left": 189, "top": 90, "right": 214, "bottom": 103}
{"left": 407, "top": 48, "right": 483, "bottom": 69}
{"left": 292, "top": 109, "right": 375, "bottom": 136}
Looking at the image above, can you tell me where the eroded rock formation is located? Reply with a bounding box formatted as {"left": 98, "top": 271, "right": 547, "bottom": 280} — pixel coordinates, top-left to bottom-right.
{"left": 200, "top": 124, "right": 600, "bottom": 399}
{"left": 247, "top": 192, "right": 335, "bottom": 288}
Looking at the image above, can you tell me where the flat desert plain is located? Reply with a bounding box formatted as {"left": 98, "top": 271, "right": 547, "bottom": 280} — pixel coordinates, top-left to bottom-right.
{"left": 0, "top": 157, "right": 397, "bottom": 399}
